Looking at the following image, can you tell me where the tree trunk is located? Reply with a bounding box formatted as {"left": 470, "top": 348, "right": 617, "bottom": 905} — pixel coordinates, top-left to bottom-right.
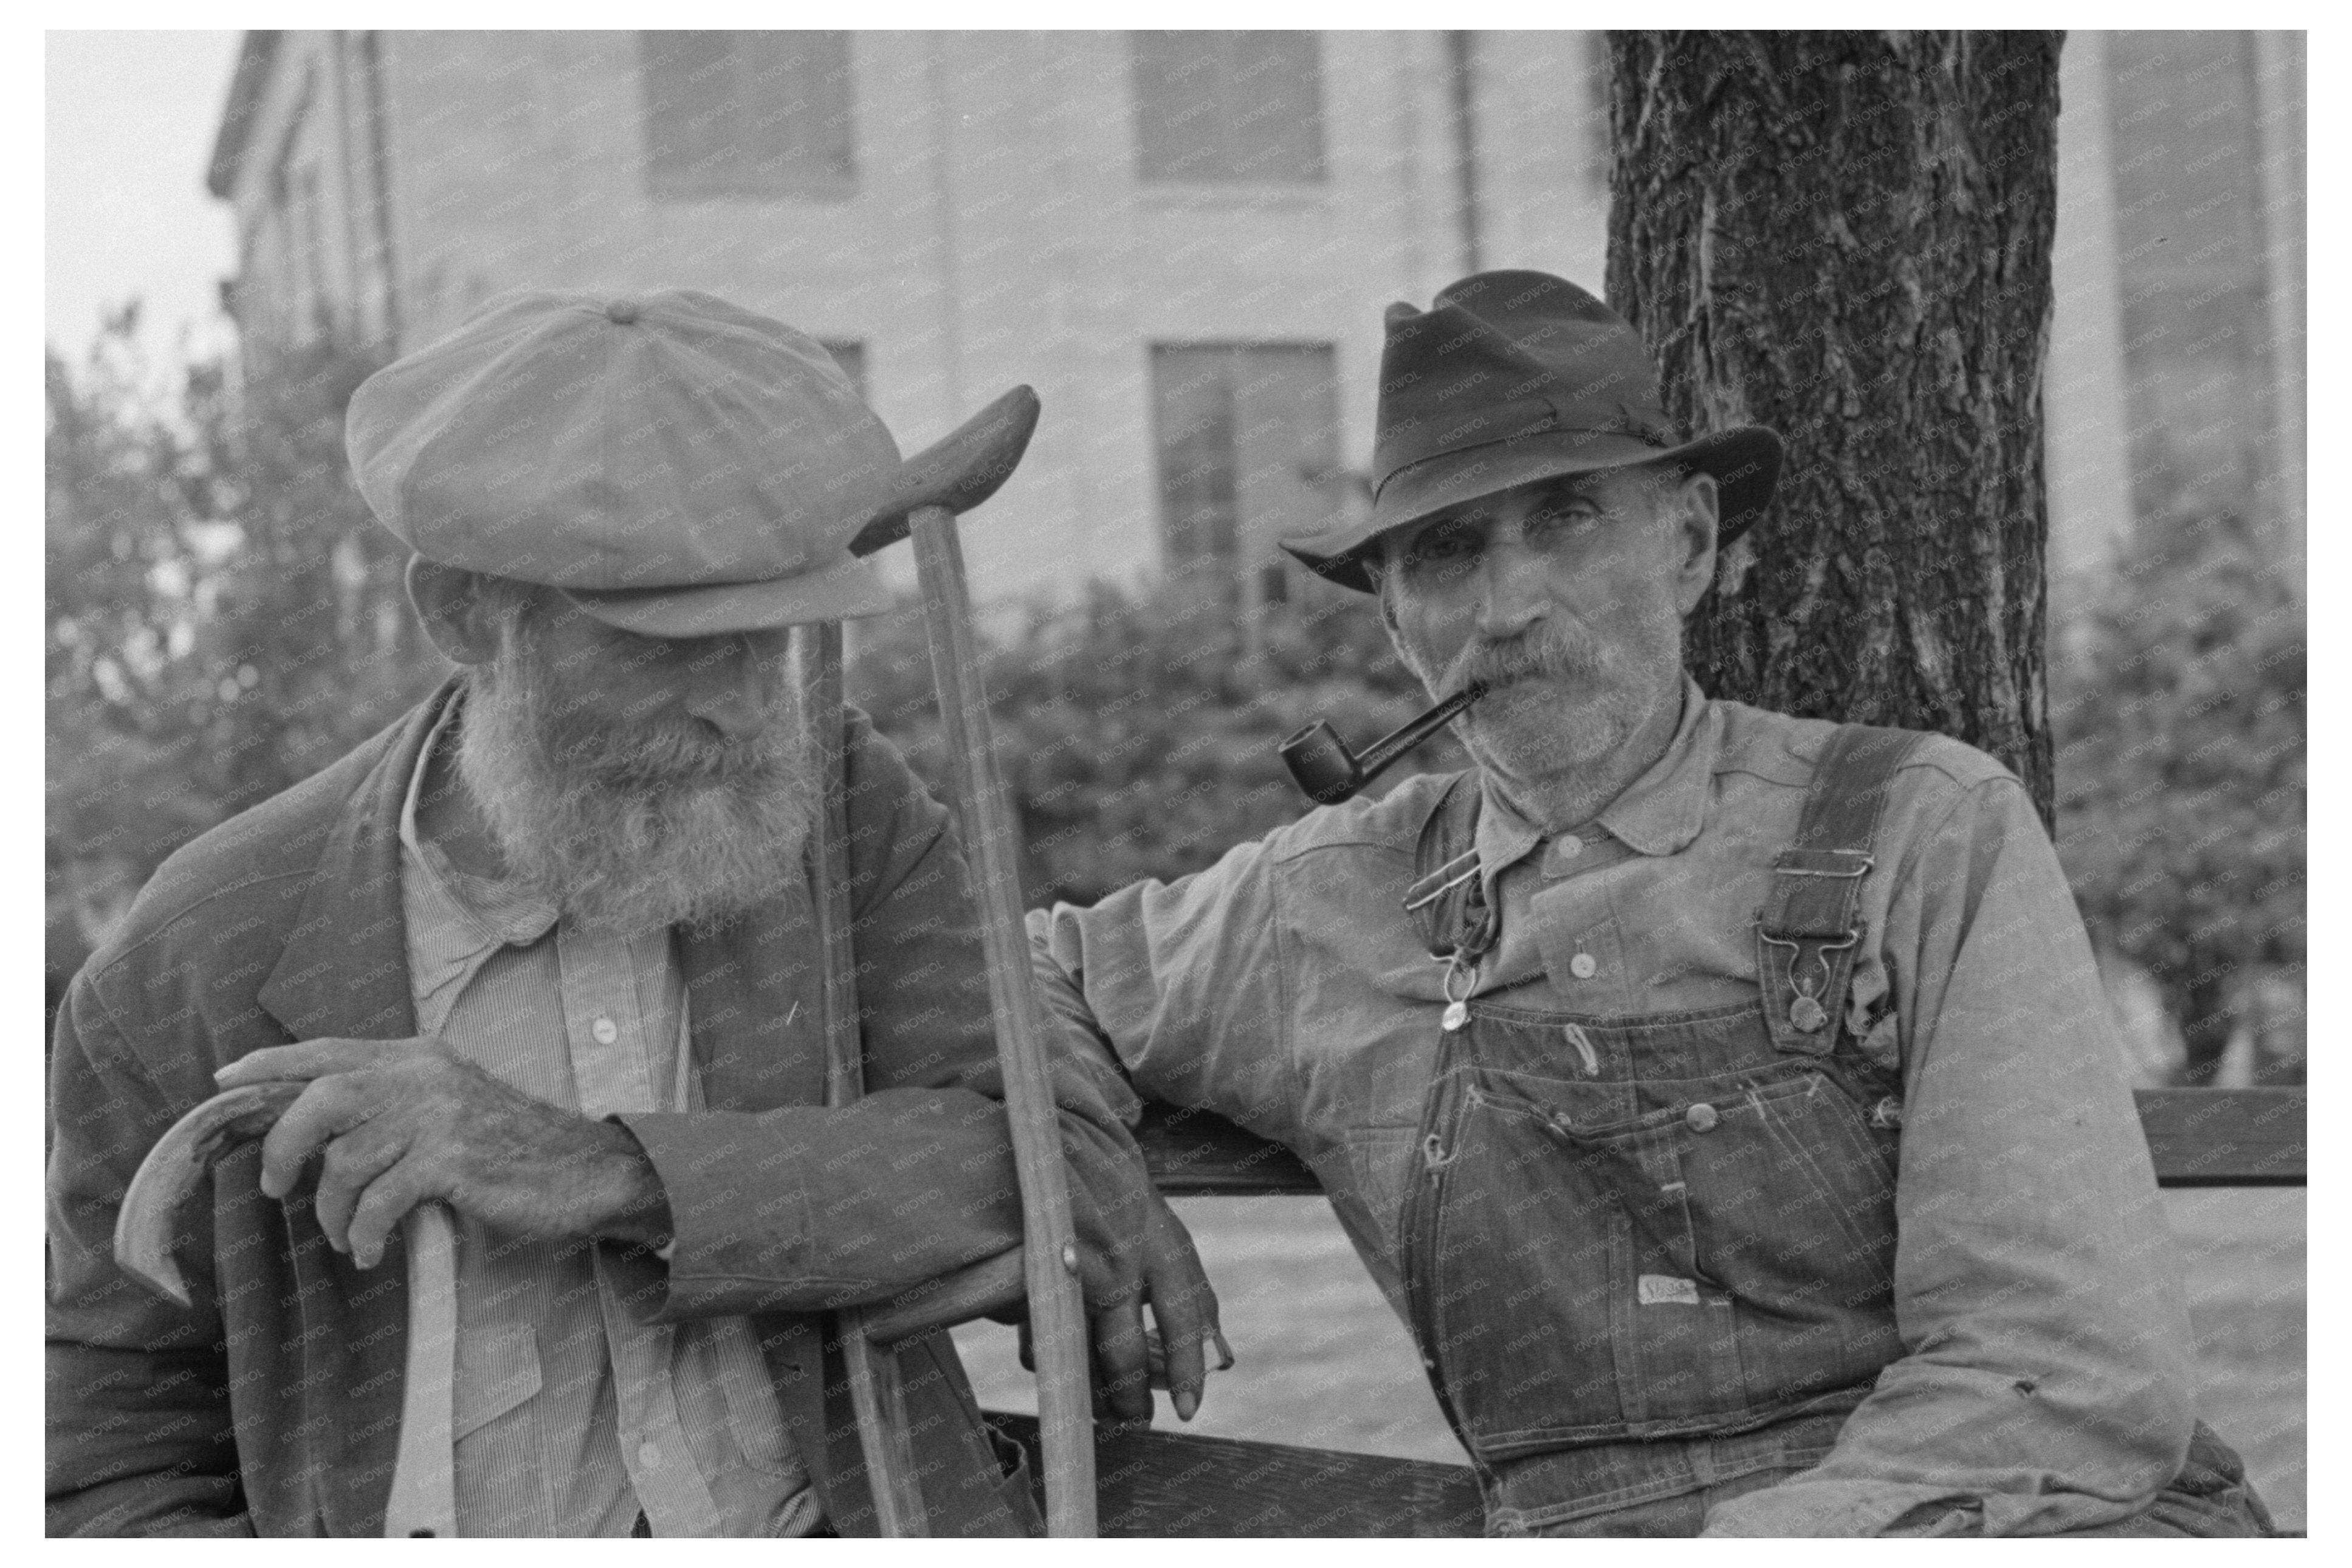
{"left": 1606, "top": 31, "right": 2062, "bottom": 826}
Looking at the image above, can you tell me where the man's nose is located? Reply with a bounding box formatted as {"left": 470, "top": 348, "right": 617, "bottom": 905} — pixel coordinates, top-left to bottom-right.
{"left": 1474, "top": 534, "right": 1549, "bottom": 638}
{"left": 683, "top": 636, "right": 782, "bottom": 740}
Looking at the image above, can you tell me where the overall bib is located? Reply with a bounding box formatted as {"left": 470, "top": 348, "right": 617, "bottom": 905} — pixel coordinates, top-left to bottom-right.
{"left": 1398, "top": 727, "right": 1919, "bottom": 1533}
{"left": 1394, "top": 726, "right": 2271, "bottom": 1536}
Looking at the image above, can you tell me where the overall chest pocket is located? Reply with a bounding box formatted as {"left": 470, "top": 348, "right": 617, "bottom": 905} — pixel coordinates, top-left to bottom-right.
{"left": 1420, "top": 1076, "right": 1743, "bottom": 1451}
{"left": 1673, "top": 1066, "right": 1907, "bottom": 1403}
{"left": 1532, "top": 1066, "right": 1899, "bottom": 1311}
{"left": 1420, "top": 1054, "right": 1900, "bottom": 1449}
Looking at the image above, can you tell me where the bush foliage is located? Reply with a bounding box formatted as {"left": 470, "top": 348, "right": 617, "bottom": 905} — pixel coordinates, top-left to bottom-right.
{"left": 46, "top": 317, "right": 439, "bottom": 1017}
{"left": 847, "top": 574, "right": 1465, "bottom": 909}
{"left": 2052, "top": 508, "right": 2305, "bottom": 1084}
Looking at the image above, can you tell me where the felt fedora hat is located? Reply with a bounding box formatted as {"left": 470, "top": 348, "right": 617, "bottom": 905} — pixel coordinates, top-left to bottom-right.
{"left": 346, "top": 287, "right": 900, "bottom": 638}
{"left": 1282, "top": 270, "right": 1783, "bottom": 594}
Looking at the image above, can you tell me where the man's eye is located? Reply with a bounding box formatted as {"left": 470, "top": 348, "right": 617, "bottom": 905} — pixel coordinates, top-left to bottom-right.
{"left": 1412, "top": 530, "right": 1474, "bottom": 565}
{"left": 1528, "top": 507, "right": 1601, "bottom": 539}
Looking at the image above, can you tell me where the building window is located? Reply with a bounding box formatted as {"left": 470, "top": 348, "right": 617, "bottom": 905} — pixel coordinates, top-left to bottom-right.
{"left": 639, "top": 31, "right": 855, "bottom": 201}
{"left": 1150, "top": 345, "right": 1339, "bottom": 596}
{"left": 256, "top": 69, "right": 325, "bottom": 345}
{"left": 1132, "top": 32, "right": 1326, "bottom": 184}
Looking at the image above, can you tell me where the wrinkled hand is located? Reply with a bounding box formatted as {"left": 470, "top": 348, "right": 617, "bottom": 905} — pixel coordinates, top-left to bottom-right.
{"left": 213, "top": 1038, "right": 672, "bottom": 1268}
{"left": 1053, "top": 1187, "right": 1228, "bottom": 1430}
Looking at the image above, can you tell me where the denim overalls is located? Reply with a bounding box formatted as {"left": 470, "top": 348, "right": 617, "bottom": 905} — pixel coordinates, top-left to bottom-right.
{"left": 1397, "top": 726, "right": 1922, "bottom": 1533}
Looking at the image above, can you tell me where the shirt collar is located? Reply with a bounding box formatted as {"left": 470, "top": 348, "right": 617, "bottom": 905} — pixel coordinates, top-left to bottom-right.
{"left": 1473, "top": 673, "right": 1721, "bottom": 881}
{"left": 399, "top": 690, "right": 559, "bottom": 950}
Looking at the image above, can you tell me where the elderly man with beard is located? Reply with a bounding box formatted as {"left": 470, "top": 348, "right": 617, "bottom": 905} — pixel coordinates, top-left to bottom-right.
{"left": 46, "top": 290, "right": 1212, "bottom": 1538}
{"left": 1026, "top": 272, "right": 2272, "bottom": 1538}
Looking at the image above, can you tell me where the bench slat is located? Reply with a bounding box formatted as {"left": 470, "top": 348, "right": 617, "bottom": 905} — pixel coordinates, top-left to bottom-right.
{"left": 2133, "top": 1087, "right": 2306, "bottom": 1186}
{"left": 1136, "top": 1088, "right": 2305, "bottom": 1194}
{"left": 1133, "top": 1103, "right": 1319, "bottom": 1195}
{"left": 985, "top": 1412, "right": 1482, "bottom": 1536}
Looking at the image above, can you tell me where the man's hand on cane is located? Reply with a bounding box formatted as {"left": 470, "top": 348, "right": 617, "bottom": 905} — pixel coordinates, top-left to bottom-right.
{"left": 213, "top": 1038, "right": 673, "bottom": 1267}
{"left": 1014, "top": 1181, "right": 1229, "bottom": 1431}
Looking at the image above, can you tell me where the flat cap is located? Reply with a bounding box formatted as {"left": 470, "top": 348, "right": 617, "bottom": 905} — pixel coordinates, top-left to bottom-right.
{"left": 346, "top": 287, "right": 898, "bottom": 636}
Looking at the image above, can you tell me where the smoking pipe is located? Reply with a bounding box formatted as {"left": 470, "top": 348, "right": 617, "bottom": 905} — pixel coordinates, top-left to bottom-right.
{"left": 1279, "top": 684, "right": 1485, "bottom": 806}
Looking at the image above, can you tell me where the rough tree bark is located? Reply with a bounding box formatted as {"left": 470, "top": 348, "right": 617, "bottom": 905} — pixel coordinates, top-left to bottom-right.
{"left": 1606, "top": 31, "right": 2062, "bottom": 825}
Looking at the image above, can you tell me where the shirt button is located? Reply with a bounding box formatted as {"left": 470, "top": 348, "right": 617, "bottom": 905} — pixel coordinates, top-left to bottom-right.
{"left": 1569, "top": 952, "right": 1598, "bottom": 980}
{"left": 1685, "top": 1102, "right": 1721, "bottom": 1133}
{"left": 637, "top": 1440, "right": 661, "bottom": 1469}
{"left": 592, "top": 1016, "right": 619, "bottom": 1045}
{"left": 1547, "top": 834, "right": 1584, "bottom": 872}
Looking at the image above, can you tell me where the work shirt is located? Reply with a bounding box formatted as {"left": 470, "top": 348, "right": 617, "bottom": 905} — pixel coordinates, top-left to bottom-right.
{"left": 1028, "top": 676, "right": 2201, "bottom": 1536}
{"left": 398, "top": 700, "right": 820, "bottom": 1538}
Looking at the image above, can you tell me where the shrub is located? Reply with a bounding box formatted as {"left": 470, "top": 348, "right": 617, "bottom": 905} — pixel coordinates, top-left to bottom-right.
{"left": 2052, "top": 508, "right": 2304, "bottom": 1085}
{"left": 847, "top": 574, "right": 1465, "bottom": 908}
{"left": 46, "top": 314, "right": 439, "bottom": 1028}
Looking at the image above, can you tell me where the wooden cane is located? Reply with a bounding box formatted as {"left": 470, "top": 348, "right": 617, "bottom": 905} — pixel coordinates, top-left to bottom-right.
{"left": 382, "top": 1203, "right": 459, "bottom": 1536}
{"left": 114, "top": 1082, "right": 463, "bottom": 1536}
{"left": 796, "top": 617, "right": 931, "bottom": 1536}
{"left": 909, "top": 523, "right": 1097, "bottom": 1538}
{"left": 850, "top": 387, "right": 1098, "bottom": 1536}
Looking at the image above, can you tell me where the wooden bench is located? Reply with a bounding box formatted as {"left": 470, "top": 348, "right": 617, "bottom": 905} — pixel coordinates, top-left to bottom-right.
{"left": 986, "top": 1087, "right": 2306, "bottom": 1536}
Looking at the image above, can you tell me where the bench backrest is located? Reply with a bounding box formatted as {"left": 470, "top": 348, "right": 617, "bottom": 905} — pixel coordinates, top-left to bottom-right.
{"left": 1135, "top": 1087, "right": 2307, "bottom": 1194}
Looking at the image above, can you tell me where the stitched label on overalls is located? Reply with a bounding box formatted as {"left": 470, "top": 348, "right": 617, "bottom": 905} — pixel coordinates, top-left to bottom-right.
{"left": 1637, "top": 1274, "right": 1700, "bottom": 1307}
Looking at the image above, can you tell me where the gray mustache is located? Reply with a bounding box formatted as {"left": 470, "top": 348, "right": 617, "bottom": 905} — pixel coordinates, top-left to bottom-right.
{"left": 1460, "top": 629, "right": 1603, "bottom": 692}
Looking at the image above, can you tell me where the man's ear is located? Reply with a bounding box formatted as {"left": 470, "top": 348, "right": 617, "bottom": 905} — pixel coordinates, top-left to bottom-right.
{"left": 1669, "top": 470, "right": 1721, "bottom": 617}
{"left": 405, "top": 556, "right": 501, "bottom": 665}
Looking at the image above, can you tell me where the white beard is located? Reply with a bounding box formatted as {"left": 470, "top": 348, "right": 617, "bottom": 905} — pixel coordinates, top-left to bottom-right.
{"left": 453, "top": 625, "right": 816, "bottom": 936}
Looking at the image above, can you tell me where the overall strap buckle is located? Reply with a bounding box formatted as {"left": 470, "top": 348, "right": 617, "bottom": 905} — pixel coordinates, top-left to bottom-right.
{"left": 1756, "top": 727, "right": 1925, "bottom": 1056}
